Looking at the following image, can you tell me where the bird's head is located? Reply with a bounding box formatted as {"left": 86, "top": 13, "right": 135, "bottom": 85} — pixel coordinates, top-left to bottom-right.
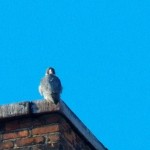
{"left": 46, "top": 67, "right": 55, "bottom": 75}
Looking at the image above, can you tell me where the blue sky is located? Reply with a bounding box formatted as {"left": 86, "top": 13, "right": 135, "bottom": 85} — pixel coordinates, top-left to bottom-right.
{"left": 0, "top": 1, "right": 149, "bottom": 150}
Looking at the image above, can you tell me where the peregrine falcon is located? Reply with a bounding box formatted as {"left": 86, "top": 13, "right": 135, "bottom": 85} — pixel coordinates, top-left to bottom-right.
{"left": 39, "top": 67, "right": 62, "bottom": 104}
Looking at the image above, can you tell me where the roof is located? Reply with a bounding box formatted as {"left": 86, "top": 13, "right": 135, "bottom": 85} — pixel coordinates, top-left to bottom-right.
{"left": 0, "top": 100, "right": 107, "bottom": 150}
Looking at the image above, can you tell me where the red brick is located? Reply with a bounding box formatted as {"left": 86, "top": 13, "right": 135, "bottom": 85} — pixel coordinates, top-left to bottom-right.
{"left": 3, "top": 130, "right": 29, "bottom": 140}
{"left": 62, "top": 121, "right": 76, "bottom": 144}
{"left": 19, "top": 118, "right": 32, "bottom": 128}
{"left": 0, "top": 141, "right": 13, "bottom": 150}
{"left": 32, "top": 124, "right": 59, "bottom": 135}
{"left": 48, "top": 134, "right": 60, "bottom": 142}
{"left": 46, "top": 114, "right": 61, "bottom": 124}
{"left": 5, "top": 120, "right": 20, "bottom": 131}
{"left": 16, "top": 136, "right": 44, "bottom": 147}
{"left": 19, "top": 118, "right": 44, "bottom": 128}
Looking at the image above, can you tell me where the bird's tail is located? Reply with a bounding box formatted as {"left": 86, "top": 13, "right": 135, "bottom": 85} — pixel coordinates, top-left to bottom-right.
{"left": 51, "top": 93, "right": 60, "bottom": 104}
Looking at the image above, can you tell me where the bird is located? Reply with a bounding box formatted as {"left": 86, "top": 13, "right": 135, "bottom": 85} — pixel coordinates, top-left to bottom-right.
{"left": 39, "top": 67, "right": 62, "bottom": 104}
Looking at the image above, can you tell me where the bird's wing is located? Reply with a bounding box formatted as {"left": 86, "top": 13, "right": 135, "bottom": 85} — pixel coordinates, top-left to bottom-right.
{"left": 49, "top": 75, "right": 62, "bottom": 93}
{"left": 39, "top": 76, "right": 52, "bottom": 94}
{"left": 38, "top": 85, "right": 43, "bottom": 96}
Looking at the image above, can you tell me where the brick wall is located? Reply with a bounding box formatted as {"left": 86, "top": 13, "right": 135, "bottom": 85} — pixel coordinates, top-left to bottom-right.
{"left": 0, "top": 113, "right": 93, "bottom": 150}
{"left": 0, "top": 101, "right": 107, "bottom": 150}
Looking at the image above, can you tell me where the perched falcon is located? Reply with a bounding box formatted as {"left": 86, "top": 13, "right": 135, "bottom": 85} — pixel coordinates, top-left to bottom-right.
{"left": 39, "top": 67, "right": 62, "bottom": 104}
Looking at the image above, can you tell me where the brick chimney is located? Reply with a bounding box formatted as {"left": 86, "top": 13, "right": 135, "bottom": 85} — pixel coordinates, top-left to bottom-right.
{"left": 0, "top": 100, "right": 107, "bottom": 150}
